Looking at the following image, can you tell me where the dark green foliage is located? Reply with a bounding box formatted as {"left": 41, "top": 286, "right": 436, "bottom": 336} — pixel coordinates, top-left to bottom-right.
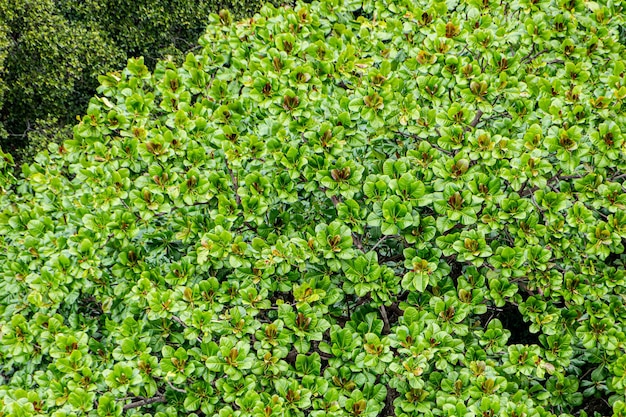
{"left": 1, "top": 0, "right": 626, "bottom": 417}
{"left": 8, "top": 118, "right": 74, "bottom": 168}
{"left": 0, "top": 19, "right": 8, "bottom": 140}
{"left": 0, "top": 0, "right": 287, "bottom": 164}
{"left": 55, "top": 0, "right": 290, "bottom": 69}
{"left": 0, "top": 0, "right": 123, "bottom": 147}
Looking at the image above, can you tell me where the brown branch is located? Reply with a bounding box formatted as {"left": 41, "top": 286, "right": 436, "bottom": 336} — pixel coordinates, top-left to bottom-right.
{"left": 481, "top": 111, "right": 512, "bottom": 124}
{"left": 469, "top": 109, "right": 484, "bottom": 128}
{"left": 460, "top": 44, "right": 479, "bottom": 60}
{"left": 379, "top": 253, "right": 404, "bottom": 263}
{"left": 382, "top": 387, "right": 399, "bottom": 416}
{"left": 610, "top": 173, "right": 626, "bottom": 182}
{"left": 520, "top": 185, "right": 539, "bottom": 198}
{"left": 370, "top": 235, "right": 391, "bottom": 253}
{"left": 380, "top": 305, "right": 390, "bottom": 334}
{"left": 503, "top": 229, "right": 515, "bottom": 246}
{"left": 556, "top": 174, "right": 584, "bottom": 181}
{"left": 171, "top": 315, "right": 187, "bottom": 327}
{"left": 170, "top": 316, "right": 202, "bottom": 343}
{"left": 393, "top": 130, "right": 453, "bottom": 156}
{"left": 520, "top": 43, "right": 536, "bottom": 63}
{"left": 530, "top": 193, "right": 544, "bottom": 212}
{"left": 518, "top": 181, "right": 528, "bottom": 197}
{"left": 352, "top": 294, "right": 371, "bottom": 309}
{"left": 319, "top": 186, "right": 342, "bottom": 207}
{"left": 352, "top": 233, "right": 365, "bottom": 252}
{"left": 224, "top": 158, "right": 241, "bottom": 205}
{"left": 523, "top": 48, "right": 549, "bottom": 63}
{"left": 123, "top": 396, "right": 166, "bottom": 410}
{"left": 387, "top": 302, "right": 403, "bottom": 317}
{"left": 318, "top": 350, "right": 334, "bottom": 360}
{"left": 119, "top": 198, "right": 142, "bottom": 222}
{"left": 520, "top": 174, "right": 584, "bottom": 198}
{"left": 167, "top": 380, "right": 187, "bottom": 394}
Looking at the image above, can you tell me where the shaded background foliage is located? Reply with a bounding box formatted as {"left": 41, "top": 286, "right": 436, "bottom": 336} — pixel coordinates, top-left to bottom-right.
{"left": 0, "top": 16, "right": 9, "bottom": 141}
{"left": 0, "top": 0, "right": 123, "bottom": 159}
{"left": 0, "top": 0, "right": 289, "bottom": 164}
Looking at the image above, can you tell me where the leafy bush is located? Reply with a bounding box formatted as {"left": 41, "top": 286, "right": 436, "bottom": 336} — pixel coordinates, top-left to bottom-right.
{"left": 55, "top": 0, "right": 292, "bottom": 68}
{"left": 1, "top": 0, "right": 626, "bottom": 416}
{"left": 0, "top": 0, "right": 288, "bottom": 164}
{"left": 0, "top": 0, "right": 124, "bottom": 152}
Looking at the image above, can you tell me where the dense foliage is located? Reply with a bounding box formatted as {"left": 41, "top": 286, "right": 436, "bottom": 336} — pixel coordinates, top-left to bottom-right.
{"left": 55, "top": 0, "right": 291, "bottom": 64}
{"left": 1, "top": 0, "right": 626, "bottom": 416}
{"left": 0, "top": 0, "right": 123, "bottom": 144}
{"left": 0, "top": 16, "right": 8, "bottom": 141}
{"left": 0, "top": 0, "right": 286, "bottom": 163}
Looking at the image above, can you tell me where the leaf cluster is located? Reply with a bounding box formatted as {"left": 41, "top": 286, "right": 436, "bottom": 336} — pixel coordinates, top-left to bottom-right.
{"left": 0, "top": 0, "right": 288, "bottom": 164}
{"left": 1, "top": 0, "right": 626, "bottom": 416}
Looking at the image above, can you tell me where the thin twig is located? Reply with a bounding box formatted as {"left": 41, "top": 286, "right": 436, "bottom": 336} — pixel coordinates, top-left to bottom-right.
{"left": 518, "top": 181, "right": 527, "bottom": 197}
{"left": 394, "top": 130, "right": 453, "bottom": 156}
{"left": 547, "top": 182, "right": 559, "bottom": 193}
{"left": 171, "top": 315, "right": 187, "bottom": 327}
{"left": 123, "top": 396, "right": 166, "bottom": 410}
{"left": 485, "top": 311, "right": 495, "bottom": 326}
{"left": 224, "top": 158, "right": 241, "bottom": 205}
{"left": 593, "top": 208, "right": 608, "bottom": 221}
{"left": 380, "top": 305, "right": 390, "bottom": 334}
{"left": 579, "top": 366, "right": 596, "bottom": 381}
{"left": 520, "top": 185, "right": 539, "bottom": 198}
{"left": 523, "top": 48, "right": 549, "bottom": 64}
{"left": 481, "top": 111, "right": 512, "bottom": 124}
{"left": 352, "top": 294, "right": 371, "bottom": 310}
{"left": 186, "top": 44, "right": 203, "bottom": 52}
{"left": 5, "top": 120, "right": 33, "bottom": 139}
{"left": 119, "top": 198, "right": 142, "bottom": 221}
{"left": 318, "top": 351, "right": 334, "bottom": 360}
{"left": 167, "top": 380, "right": 187, "bottom": 394}
{"left": 521, "top": 43, "right": 536, "bottom": 63}
{"left": 171, "top": 316, "right": 202, "bottom": 343}
{"left": 352, "top": 233, "right": 365, "bottom": 252}
{"left": 370, "top": 235, "right": 390, "bottom": 253}
{"left": 547, "top": 173, "right": 584, "bottom": 185}
{"left": 610, "top": 173, "right": 626, "bottom": 182}
{"left": 530, "top": 193, "right": 544, "bottom": 212}
{"left": 460, "top": 44, "right": 479, "bottom": 60}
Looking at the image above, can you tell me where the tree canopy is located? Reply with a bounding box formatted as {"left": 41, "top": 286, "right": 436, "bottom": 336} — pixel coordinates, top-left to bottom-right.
{"left": 1, "top": 0, "right": 626, "bottom": 416}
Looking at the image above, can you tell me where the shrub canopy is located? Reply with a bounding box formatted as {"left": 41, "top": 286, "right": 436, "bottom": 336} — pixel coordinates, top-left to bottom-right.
{"left": 2, "top": 1, "right": 626, "bottom": 416}
{"left": 0, "top": 0, "right": 123, "bottom": 137}
{"left": 0, "top": 0, "right": 286, "bottom": 163}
